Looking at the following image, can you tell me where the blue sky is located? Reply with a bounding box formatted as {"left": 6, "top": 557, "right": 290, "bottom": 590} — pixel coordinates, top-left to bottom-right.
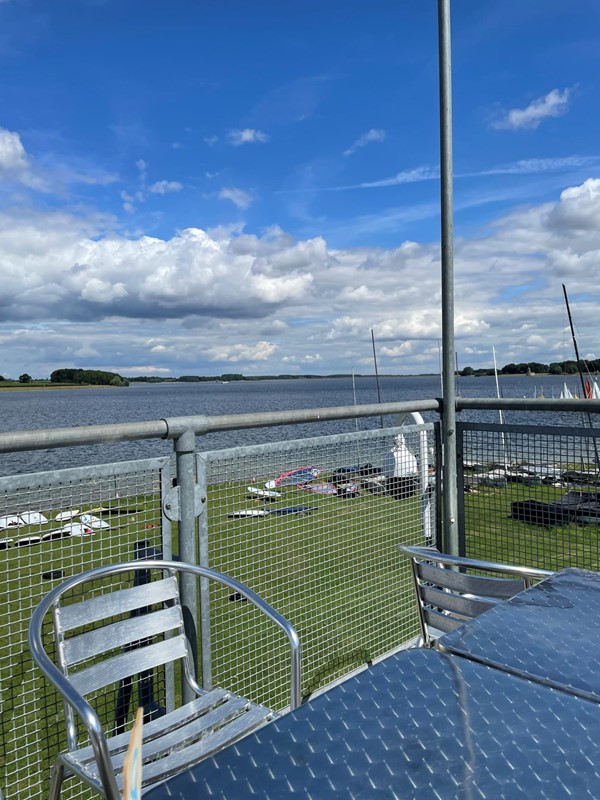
{"left": 1, "top": 0, "right": 600, "bottom": 378}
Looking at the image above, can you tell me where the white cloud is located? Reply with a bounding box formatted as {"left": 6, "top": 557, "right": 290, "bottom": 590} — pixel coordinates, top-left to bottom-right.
{"left": 0, "top": 128, "right": 29, "bottom": 173}
{"left": 135, "top": 159, "right": 148, "bottom": 185}
{"left": 218, "top": 186, "right": 253, "bottom": 209}
{"left": 206, "top": 341, "right": 278, "bottom": 362}
{"left": 148, "top": 180, "right": 183, "bottom": 194}
{"left": 3, "top": 176, "right": 600, "bottom": 377}
{"left": 123, "top": 365, "right": 173, "bottom": 374}
{"left": 477, "top": 155, "right": 600, "bottom": 176}
{"left": 0, "top": 215, "right": 314, "bottom": 325}
{"left": 204, "top": 135, "right": 218, "bottom": 146}
{"left": 491, "top": 88, "right": 573, "bottom": 130}
{"left": 343, "top": 128, "right": 386, "bottom": 157}
{"left": 227, "top": 128, "right": 269, "bottom": 146}
{"left": 360, "top": 166, "right": 438, "bottom": 189}
{"left": 324, "top": 154, "right": 598, "bottom": 194}
{"left": 0, "top": 127, "right": 119, "bottom": 191}
{"left": 121, "top": 162, "right": 185, "bottom": 211}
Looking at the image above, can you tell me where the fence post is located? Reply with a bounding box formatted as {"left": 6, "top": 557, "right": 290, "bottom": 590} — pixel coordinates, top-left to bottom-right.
{"left": 456, "top": 423, "right": 466, "bottom": 557}
{"left": 174, "top": 428, "right": 198, "bottom": 703}
{"left": 196, "top": 454, "right": 213, "bottom": 690}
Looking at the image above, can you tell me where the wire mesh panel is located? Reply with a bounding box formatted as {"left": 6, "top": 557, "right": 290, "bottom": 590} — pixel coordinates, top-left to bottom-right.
{"left": 458, "top": 422, "right": 600, "bottom": 572}
{"left": 0, "top": 457, "right": 171, "bottom": 800}
{"left": 196, "top": 424, "right": 439, "bottom": 707}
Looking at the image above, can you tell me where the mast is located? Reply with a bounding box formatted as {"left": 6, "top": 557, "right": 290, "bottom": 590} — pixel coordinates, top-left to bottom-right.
{"left": 371, "top": 329, "right": 384, "bottom": 428}
{"left": 562, "top": 284, "right": 599, "bottom": 468}
{"left": 562, "top": 284, "right": 588, "bottom": 402}
{"left": 493, "top": 346, "right": 509, "bottom": 467}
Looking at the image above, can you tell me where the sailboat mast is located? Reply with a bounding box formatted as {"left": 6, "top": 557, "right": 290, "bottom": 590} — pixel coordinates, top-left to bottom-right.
{"left": 371, "top": 329, "right": 384, "bottom": 428}
{"left": 562, "top": 284, "right": 588, "bottom": 401}
{"left": 562, "top": 285, "right": 599, "bottom": 470}
{"left": 492, "top": 347, "right": 504, "bottom": 426}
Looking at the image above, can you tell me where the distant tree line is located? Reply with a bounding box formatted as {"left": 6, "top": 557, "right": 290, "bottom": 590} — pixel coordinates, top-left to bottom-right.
{"left": 459, "top": 360, "right": 597, "bottom": 377}
{"left": 127, "top": 373, "right": 356, "bottom": 383}
{"left": 50, "top": 369, "right": 129, "bottom": 386}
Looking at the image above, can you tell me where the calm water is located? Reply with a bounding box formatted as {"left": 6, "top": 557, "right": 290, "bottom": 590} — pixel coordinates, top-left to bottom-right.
{"left": 0, "top": 374, "right": 589, "bottom": 476}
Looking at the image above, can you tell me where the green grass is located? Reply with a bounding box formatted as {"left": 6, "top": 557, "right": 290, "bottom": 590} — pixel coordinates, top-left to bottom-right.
{"left": 462, "top": 482, "right": 600, "bottom": 572}
{"left": 0, "top": 381, "right": 103, "bottom": 390}
{"left": 5, "top": 474, "right": 600, "bottom": 800}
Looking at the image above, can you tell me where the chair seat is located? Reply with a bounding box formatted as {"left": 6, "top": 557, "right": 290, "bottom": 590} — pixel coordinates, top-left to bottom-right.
{"left": 65, "top": 688, "right": 276, "bottom": 793}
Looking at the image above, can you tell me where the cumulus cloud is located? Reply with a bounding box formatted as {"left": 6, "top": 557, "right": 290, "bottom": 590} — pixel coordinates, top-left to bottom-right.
{"left": 0, "top": 216, "right": 314, "bottom": 324}
{"left": 491, "top": 88, "right": 573, "bottom": 130}
{"left": 218, "top": 186, "right": 253, "bottom": 209}
{"left": 343, "top": 128, "right": 386, "bottom": 157}
{"left": 3, "top": 175, "right": 600, "bottom": 377}
{"left": 227, "top": 128, "right": 269, "bottom": 146}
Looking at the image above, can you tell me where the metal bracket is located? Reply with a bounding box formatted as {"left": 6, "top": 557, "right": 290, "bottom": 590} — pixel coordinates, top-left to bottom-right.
{"left": 162, "top": 485, "right": 206, "bottom": 521}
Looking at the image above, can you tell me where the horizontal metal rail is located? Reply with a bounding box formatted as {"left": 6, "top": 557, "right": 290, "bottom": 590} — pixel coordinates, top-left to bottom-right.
{"left": 0, "top": 399, "right": 441, "bottom": 453}
{"left": 458, "top": 397, "right": 600, "bottom": 412}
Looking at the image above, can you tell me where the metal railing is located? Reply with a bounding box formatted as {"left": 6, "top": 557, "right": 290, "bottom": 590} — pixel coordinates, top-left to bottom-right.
{"left": 1, "top": 394, "right": 600, "bottom": 800}
{"left": 0, "top": 399, "right": 438, "bottom": 800}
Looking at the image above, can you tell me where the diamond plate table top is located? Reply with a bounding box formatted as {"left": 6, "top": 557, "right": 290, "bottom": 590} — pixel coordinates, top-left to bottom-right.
{"left": 145, "top": 647, "right": 600, "bottom": 799}
{"left": 439, "top": 567, "right": 600, "bottom": 702}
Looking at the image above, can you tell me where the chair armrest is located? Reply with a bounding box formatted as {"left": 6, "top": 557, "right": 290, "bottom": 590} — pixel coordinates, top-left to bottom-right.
{"left": 28, "top": 600, "right": 121, "bottom": 800}
{"left": 176, "top": 563, "right": 302, "bottom": 710}
{"left": 399, "top": 545, "right": 554, "bottom": 581}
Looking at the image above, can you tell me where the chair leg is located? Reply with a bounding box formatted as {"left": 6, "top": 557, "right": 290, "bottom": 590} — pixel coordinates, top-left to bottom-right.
{"left": 47, "top": 760, "right": 65, "bottom": 800}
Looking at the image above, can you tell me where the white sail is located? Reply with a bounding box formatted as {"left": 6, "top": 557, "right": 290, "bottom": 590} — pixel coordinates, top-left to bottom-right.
{"left": 560, "top": 382, "right": 574, "bottom": 400}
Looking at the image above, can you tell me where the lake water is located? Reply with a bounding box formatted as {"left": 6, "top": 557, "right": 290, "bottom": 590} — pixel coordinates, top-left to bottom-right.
{"left": 0, "top": 374, "right": 590, "bottom": 476}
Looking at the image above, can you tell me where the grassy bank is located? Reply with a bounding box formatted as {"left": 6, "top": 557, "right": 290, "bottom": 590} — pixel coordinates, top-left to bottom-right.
{"left": 0, "top": 381, "right": 109, "bottom": 391}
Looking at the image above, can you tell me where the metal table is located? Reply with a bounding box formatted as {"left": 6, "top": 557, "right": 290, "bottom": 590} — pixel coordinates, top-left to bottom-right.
{"left": 145, "top": 647, "right": 600, "bottom": 799}
{"left": 439, "top": 566, "right": 600, "bottom": 702}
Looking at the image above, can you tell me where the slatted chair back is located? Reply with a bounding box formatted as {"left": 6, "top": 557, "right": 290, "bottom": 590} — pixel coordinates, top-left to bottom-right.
{"left": 29, "top": 560, "right": 301, "bottom": 800}
{"left": 399, "top": 545, "right": 553, "bottom": 646}
{"left": 53, "top": 569, "right": 195, "bottom": 751}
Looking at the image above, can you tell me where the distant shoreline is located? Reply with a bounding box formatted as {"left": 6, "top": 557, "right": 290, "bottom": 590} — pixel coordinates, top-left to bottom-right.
{"left": 0, "top": 372, "right": 569, "bottom": 391}
{"left": 0, "top": 383, "right": 114, "bottom": 391}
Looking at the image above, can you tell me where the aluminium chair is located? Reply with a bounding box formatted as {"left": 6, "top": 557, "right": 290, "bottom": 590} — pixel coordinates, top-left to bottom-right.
{"left": 399, "top": 545, "right": 553, "bottom": 647}
{"left": 29, "top": 560, "right": 301, "bottom": 800}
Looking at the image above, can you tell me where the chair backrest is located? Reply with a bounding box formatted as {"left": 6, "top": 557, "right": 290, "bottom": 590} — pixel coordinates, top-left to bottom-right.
{"left": 399, "top": 545, "right": 554, "bottom": 646}
{"left": 50, "top": 566, "right": 198, "bottom": 751}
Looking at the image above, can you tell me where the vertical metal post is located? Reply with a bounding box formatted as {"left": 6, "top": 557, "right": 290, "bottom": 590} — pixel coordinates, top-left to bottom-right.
{"left": 455, "top": 425, "right": 466, "bottom": 557}
{"left": 196, "top": 454, "right": 213, "bottom": 690}
{"left": 174, "top": 428, "right": 198, "bottom": 703}
{"left": 438, "top": 0, "right": 458, "bottom": 555}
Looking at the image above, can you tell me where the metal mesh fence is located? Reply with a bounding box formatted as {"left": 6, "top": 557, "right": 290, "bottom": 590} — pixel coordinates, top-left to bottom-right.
{"left": 458, "top": 422, "right": 600, "bottom": 572}
{"left": 0, "top": 457, "right": 171, "bottom": 800}
{"left": 0, "top": 423, "right": 439, "bottom": 800}
{"left": 197, "top": 424, "right": 438, "bottom": 707}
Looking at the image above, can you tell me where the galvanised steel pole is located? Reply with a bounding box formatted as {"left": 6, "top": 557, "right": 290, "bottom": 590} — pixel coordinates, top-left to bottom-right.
{"left": 174, "top": 428, "right": 199, "bottom": 703}
{"left": 438, "top": 0, "right": 458, "bottom": 554}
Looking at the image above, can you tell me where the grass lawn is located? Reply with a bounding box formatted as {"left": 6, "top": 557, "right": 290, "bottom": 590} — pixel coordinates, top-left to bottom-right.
{"left": 3, "top": 472, "right": 600, "bottom": 800}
